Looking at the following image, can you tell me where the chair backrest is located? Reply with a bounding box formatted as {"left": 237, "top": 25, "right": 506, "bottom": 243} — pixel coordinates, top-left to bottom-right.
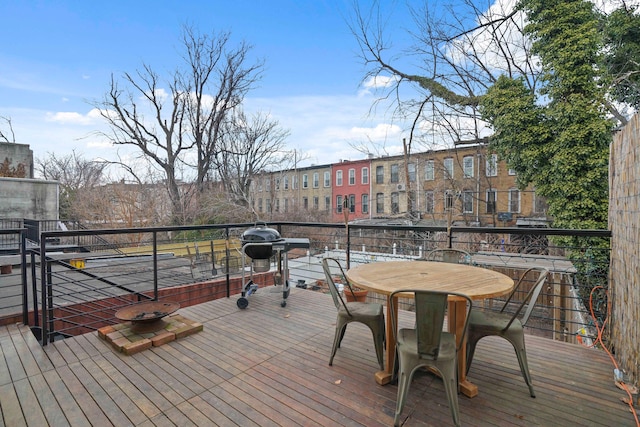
{"left": 321, "top": 257, "right": 352, "bottom": 314}
{"left": 500, "top": 267, "right": 549, "bottom": 329}
{"left": 390, "top": 289, "right": 472, "bottom": 359}
{"left": 424, "top": 248, "right": 471, "bottom": 264}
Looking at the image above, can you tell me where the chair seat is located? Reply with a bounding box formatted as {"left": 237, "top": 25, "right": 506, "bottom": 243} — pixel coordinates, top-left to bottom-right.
{"left": 397, "top": 329, "right": 456, "bottom": 360}
{"left": 469, "top": 310, "right": 523, "bottom": 333}
{"left": 338, "top": 301, "right": 384, "bottom": 321}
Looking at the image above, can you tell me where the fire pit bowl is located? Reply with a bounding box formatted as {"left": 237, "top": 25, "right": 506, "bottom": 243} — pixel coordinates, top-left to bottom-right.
{"left": 115, "top": 301, "right": 180, "bottom": 334}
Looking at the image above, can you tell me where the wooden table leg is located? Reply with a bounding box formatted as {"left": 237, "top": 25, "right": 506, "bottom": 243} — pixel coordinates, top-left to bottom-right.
{"left": 449, "top": 299, "right": 478, "bottom": 398}
{"left": 374, "top": 296, "right": 397, "bottom": 385}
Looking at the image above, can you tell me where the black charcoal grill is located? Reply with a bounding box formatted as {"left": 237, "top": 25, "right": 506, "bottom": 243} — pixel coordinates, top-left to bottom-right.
{"left": 238, "top": 223, "right": 309, "bottom": 309}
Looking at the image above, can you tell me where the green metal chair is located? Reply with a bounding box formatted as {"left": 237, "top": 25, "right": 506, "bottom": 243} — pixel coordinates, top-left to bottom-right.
{"left": 466, "top": 267, "right": 549, "bottom": 397}
{"left": 321, "top": 257, "right": 385, "bottom": 370}
{"left": 424, "top": 248, "right": 471, "bottom": 264}
{"left": 391, "top": 289, "right": 472, "bottom": 427}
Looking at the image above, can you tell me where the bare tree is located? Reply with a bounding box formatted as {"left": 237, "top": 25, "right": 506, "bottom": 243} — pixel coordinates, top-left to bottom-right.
{"left": 211, "top": 109, "right": 291, "bottom": 208}
{"left": 350, "top": 0, "right": 538, "bottom": 147}
{"left": 36, "top": 151, "right": 108, "bottom": 221}
{"left": 93, "top": 26, "right": 264, "bottom": 224}
{"left": 0, "top": 116, "right": 16, "bottom": 143}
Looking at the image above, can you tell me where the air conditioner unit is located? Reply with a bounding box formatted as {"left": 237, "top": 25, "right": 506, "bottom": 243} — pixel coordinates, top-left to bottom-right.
{"left": 396, "top": 184, "right": 406, "bottom": 191}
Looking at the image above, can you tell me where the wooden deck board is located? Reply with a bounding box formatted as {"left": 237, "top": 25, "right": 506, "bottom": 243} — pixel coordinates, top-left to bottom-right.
{"left": 0, "top": 288, "right": 636, "bottom": 426}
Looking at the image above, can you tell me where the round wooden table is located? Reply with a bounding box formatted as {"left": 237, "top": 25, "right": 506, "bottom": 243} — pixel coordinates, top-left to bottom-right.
{"left": 346, "top": 260, "right": 514, "bottom": 397}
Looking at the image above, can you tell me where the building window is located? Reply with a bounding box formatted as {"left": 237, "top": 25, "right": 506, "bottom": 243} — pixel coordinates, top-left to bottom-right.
{"left": 284, "top": 198, "right": 289, "bottom": 212}
{"left": 362, "top": 194, "right": 369, "bottom": 214}
{"left": 486, "top": 154, "right": 498, "bottom": 177}
{"left": 463, "top": 156, "right": 474, "bottom": 178}
{"left": 362, "top": 167, "right": 369, "bottom": 184}
{"left": 408, "top": 163, "right": 416, "bottom": 182}
{"left": 409, "top": 190, "right": 417, "bottom": 212}
{"left": 313, "top": 196, "right": 319, "bottom": 210}
{"left": 376, "top": 165, "right": 384, "bottom": 184}
{"left": 486, "top": 190, "right": 496, "bottom": 214}
{"left": 534, "top": 192, "right": 548, "bottom": 214}
{"left": 292, "top": 175, "right": 298, "bottom": 190}
{"left": 509, "top": 189, "right": 520, "bottom": 213}
{"left": 445, "top": 190, "right": 455, "bottom": 211}
{"left": 444, "top": 158, "right": 454, "bottom": 179}
{"left": 425, "top": 191, "right": 434, "bottom": 213}
{"left": 325, "top": 196, "right": 331, "bottom": 212}
{"left": 336, "top": 195, "right": 343, "bottom": 213}
{"left": 265, "top": 178, "right": 271, "bottom": 191}
{"left": 348, "top": 169, "right": 356, "bottom": 185}
{"left": 509, "top": 168, "right": 516, "bottom": 175}
{"left": 349, "top": 194, "right": 356, "bottom": 213}
{"left": 376, "top": 193, "right": 384, "bottom": 213}
{"left": 313, "top": 172, "right": 319, "bottom": 188}
{"left": 302, "top": 174, "right": 308, "bottom": 189}
{"left": 324, "top": 171, "right": 330, "bottom": 187}
{"left": 425, "top": 160, "right": 435, "bottom": 181}
{"left": 336, "top": 170, "right": 343, "bottom": 186}
{"left": 303, "top": 197, "right": 308, "bottom": 209}
{"left": 391, "top": 192, "right": 399, "bottom": 214}
{"left": 283, "top": 175, "right": 289, "bottom": 190}
{"left": 266, "top": 199, "right": 271, "bottom": 213}
{"left": 462, "top": 190, "right": 473, "bottom": 213}
{"left": 275, "top": 198, "right": 280, "bottom": 212}
{"left": 258, "top": 198, "right": 263, "bottom": 212}
{"left": 275, "top": 178, "right": 280, "bottom": 191}
{"left": 390, "top": 164, "right": 399, "bottom": 183}
{"left": 258, "top": 178, "right": 263, "bottom": 192}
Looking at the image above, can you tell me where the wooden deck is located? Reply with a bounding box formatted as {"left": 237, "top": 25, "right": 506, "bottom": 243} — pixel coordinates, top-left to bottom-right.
{"left": 0, "top": 287, "right": 635, "bottom": 426}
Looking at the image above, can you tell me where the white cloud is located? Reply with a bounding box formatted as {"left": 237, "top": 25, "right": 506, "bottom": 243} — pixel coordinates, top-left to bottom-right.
{"left": 45, "top": 110, "right": 102, "bottom": 125}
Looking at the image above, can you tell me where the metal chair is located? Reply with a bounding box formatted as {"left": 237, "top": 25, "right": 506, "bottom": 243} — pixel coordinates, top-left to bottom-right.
{"left": 321, "top": 257, "right": 385, "bottom": 370}
{"left": 424, "top": 248, "right": 471, "bottom": 264}
{"left": 391, "top": 289, "right": 472, "bottom": 427}
{"left": 466, "top": 267, "right": 549, "bottom": 397}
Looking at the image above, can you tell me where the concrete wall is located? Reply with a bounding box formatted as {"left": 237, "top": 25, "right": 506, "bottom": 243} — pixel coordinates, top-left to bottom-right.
{"left": 0, "top": 142, "right": 34, "bottom": 178}
{"left": 609, "top": 113, "right": 640, "bottom": 386}
{"left": 0, "top": 177, "right": 58, "bottom": 220}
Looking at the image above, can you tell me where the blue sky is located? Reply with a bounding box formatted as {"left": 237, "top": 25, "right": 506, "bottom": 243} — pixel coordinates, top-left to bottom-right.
{"left": 1, "top": 0, "right": 422, "bottom": 169}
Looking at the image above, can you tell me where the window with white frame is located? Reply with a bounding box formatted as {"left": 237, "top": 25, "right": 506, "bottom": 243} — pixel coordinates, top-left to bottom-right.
{"left": 444, "top": 158, "right": 454, "bottom": 179}
{"left": 292, "top": 175, "right": 298, "bottom": 189}
{"left": 324, "top": 171, "right": 330, "bottom": 187}
{"left": 313, "top": 172, "right": 319, "bottom": 188}
{"left": 349, "top": 194, "right": 356, "bottom": 213}
{"left": 265, "top": 178, "right": 271, "bottom": 191}
{"left": 313, "top": 196, "right": 319, "bottom": 210}
{"left": 283, "top": 175, "right": 289, "bottom": 190}
{"left": 509, "top": 189, "right": 520, "bottom": 213}
{"left": 425, "top": 191, "right": 434, "bottom": 213}
{"left": 362, "top": 194, "right": 369, "bottom": 214}
{"left": 486, "top": 154, "right": 498, "bottom": 177}
{"left": 462, "top": 190, "right": 473, "bottom": 213}
{"left": 425, "top": 160, "right": 435, "bottom": 181}
{"left": 258, "top": 178, "right": 263, "bottom": 192}
{"left": 463, "top": 156, "right": 474, "bottom": 178}
{"left": 509, "top": 168, "right": 516, "bottom": 176}
{"left": 408, "top": 163, "right": 416, "bottom": 182}
{"left": 303, "top": 197, "right": 308, "bottom": 209}
{"left": 325, "top": 196, "right": 331, "bottom": 211}
{"left": 348, "top": 168, "right": 355, "bottom": 185}
{"left": 302, "top": 174, "right": 308, "bottom": 188}
{"left": 445, "top": 190, "right": 455, "bottom": 211}
{"left": 336, "top": 170, "right": 343, "bottom": 186}
{"left": 275, "top": 178, "right": 280, "bottom": 190}
{"left": 336, "top": 195, "right": 343, "bottom": 213}
{"left": 362, "top": 167, "right": 369, "bottom": 184}
{"left": 275, "top": 198, "right": 280, "bottom": 212}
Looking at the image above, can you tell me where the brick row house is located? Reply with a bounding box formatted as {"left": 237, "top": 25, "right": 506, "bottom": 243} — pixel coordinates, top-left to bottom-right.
{"left": 249, "top": 142, "right": 549, "bottom": 227}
